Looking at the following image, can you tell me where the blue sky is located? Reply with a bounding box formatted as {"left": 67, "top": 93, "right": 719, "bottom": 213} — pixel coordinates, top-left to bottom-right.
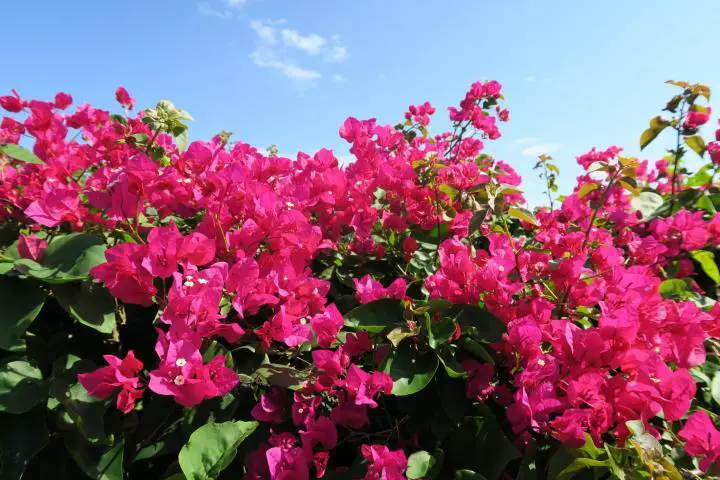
{"left": 2, "top": 0, "right": 720, "bottom": 205}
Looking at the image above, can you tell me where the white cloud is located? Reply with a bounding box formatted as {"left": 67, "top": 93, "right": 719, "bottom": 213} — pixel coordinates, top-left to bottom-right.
{"left": 328, "top": 45, "right": 348, "bottom": 62}
{"left": 524, "top": 75, "right": 536, "bottom": 82}
{"left": 521, "top": 142, "right": 561, "bottom": 157}
{"left": 247, "top": 19, "right": 347, "bottom": 85}
{"left": 250, "top": 20, "right": 277, "bottom": 44}
{"left": 198, "top": 2, "right": 233, "bottom": 18}
{"left": 250, "top": 49, "right": 321, "bottom": 80}
{"left": 332, "top": 74, "right": 347, "bottom": 82}
{"left": 514, "top": 136, "right": 538, "bottom": 145}
{"left": 281, "top": 29, "right": 327, "bottom": 55}
{"left": 227, "top": 0, "right": 248, "bottom": 6}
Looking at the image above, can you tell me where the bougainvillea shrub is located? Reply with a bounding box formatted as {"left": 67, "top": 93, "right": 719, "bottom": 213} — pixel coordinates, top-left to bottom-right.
{"left": 0, "top": 79, "right": 719, "bottom": 480}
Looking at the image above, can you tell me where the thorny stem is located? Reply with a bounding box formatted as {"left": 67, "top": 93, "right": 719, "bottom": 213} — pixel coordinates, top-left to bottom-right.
{"left": 559, "top": 168, "right": 622, "bottom": 314}
{"left": 581, "top": 169, "right": 621, "bottom": 251}
{"left": 541, "top": 163, "right": 555, "bottom": 212}
{"left": 145, "top": 130, "right": 161, "bottom": 155}
{"left": 500, "top": 214, "right": 524, "bottom": 282}
{"left": 670, "top": 101, "right": 686, "bottom": 207}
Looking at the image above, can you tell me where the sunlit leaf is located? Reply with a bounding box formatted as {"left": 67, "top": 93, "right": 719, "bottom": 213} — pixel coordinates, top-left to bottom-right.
{"left": 0, "top": 144, "right": 44, "bottom": 164}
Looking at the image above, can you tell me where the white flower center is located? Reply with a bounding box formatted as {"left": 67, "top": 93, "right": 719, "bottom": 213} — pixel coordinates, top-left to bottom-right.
{"left": 173, "top": 375, "right": 185, "bottom": 385}
{"left": 197, "top": 278, "right": 208, "bottom": 285}
{"left": 175, "top": 358, "right": 187, "bottom": 367}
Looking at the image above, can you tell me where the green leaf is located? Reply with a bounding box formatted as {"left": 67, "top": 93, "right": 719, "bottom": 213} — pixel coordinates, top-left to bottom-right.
{"left": 458, "top": 338, "right": 495, "bottom": 365}
{"left": 618, "top": 177, "right": 640, "bottom": 195}
{"left": 382, "top": 342, "right": 438, "bottom": 396}
{"left": 557, "top": 458, "right": 609, "bottom": 480}
{"left": 454, "top": 305, "right": 506, "bottom": 343}
{"left": 0, "top": 276, "right": 46, "bottom": 350}
{"left": 406, "top": 450, "right": 436, "bottom": 479}
{"left": 50, "top": 355, "right": 108, "bottom": 442}
{"left": 436, "top": 347, "right": 468, "bottom": 379}
{"left": 52, "top": 283, "right": 117, "bottom": 334}
{"left": 577, "top": 183, "right": 599, "bottom": 199}
{"left": 658, "top": 278, "right": 692, "bottom": 298}
{"left": 630, "top": 191, "right": 664, "bottom": 219}
{"left": 63, "top": 429, "right": 124, "bottom": 480}
{"left": 577, "top": 434, "right": 604, "bottom": 459}
{"left": 43, "top": 233, "right": 107, "bottom": 280}
{"left": 387, "top": 327, "right": 417, "bottom": 347}
{"left": 440, "top": 184, "right": 460, "bottom": 200}
{"left": 253, "top": 364, "right": 307, "bottom": 390}
{"left": 178, "top": 420, "right": 259, "bottom": 480}
{"left": 687, "top": 165, "right": 713, "bottom": 187}
{"left": 649, "top": 115, "right": 670, "bottom": 131}
{"left": 0, "top": 408, "right": 49, "bottom": 480}
{"left": 690, "top": 250, "right": 720, "bottom": 285}
{"left": 711, "top": 372, "right": 720, "bottom": 406}
{"left": 696, "top": 195, "right": 717, "bottom": 214}
{"left": 685, "top": 135, "right": 706, "bottom": 156}
{"left": 454, "top": 470, "right": 488, "bottom": 480}
{"left": 0, "top": 357, "right": 46, "bottom": 414}
{"left": 507, "top": 207, "right": 538, "bottom": 226}
{"left": 0, "top": 143, "right": 44, "bottom": 164}
{"left": 444, "top": 406, "right": 520, "bottom": 479}
{"left": 175, "top": 129, "right": 190, "bottom": 152}
{"left": 427, "top": 317, "right": 457, "bottom": 349}
{"left": 640, "top": 128, "right": 660, "bottom": 150}
{"left": 344, "top": 298, "right": 404, "bottom": 333}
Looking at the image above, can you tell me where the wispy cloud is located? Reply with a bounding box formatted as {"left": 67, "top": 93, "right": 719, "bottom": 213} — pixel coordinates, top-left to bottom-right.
{"left": 524, "top": 75, "right": 536, "bottom": 82}
{"left": 198, "top": 2, "right": 233, "bottom": 18}
{"left": 521, "top": 142, "right": 561, "bottom": 157}
{"left": 514, "top": 136, "right": 538, "bottom": 145}
{"left": 281, "top": 29, "right": 327, "bottom": 55}
{"left": 247, "top": 19, "right": 348, "bottom": 85}
{"left": 227, "top": 0, "right": 249, "bottom": 6}
{"left": 250, "top": 20, "right": 277, "bottom": 44}
{"left": 250, "top": 49, "right": 321, "bottom": 80}
{"left": 332, "top": 74, "right": 348, "bottom": 83}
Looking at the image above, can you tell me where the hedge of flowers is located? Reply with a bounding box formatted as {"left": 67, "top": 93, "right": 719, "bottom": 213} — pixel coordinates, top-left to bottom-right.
{"left": 0, "top": 79, "right": 718, "bottom": 480}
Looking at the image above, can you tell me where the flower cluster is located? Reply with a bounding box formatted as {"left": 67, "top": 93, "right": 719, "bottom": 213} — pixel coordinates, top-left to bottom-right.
{"left": 1, "top": 79, "right": 719, "bottom": 480}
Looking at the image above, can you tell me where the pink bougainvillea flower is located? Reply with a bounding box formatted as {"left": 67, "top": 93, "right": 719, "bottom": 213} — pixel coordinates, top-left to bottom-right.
{"left": 17, "top": 234, "right": 47, "bottom": 262}
{"left": 310, "top": 304, "right": 344, "bottom": 347}
{"left": 252, "top": 387, "right": 289, "bottom": 424}
{"left": 148, "top": 332, "right": 238, "bottom": 407}
{"left": 344, "top": 364, "right": 393, "bottom": 408}
{"left": 54, "top": 92, "right": 73, "bottom": 110}
{"left": 462, "top": 359, "right": 495, "bottom": 401}
{"left": 299, "top": 416, "right": 338, "bottom": 451}
{"left": 91, "top": 243, "right": 156, "bottom": 306}
{"left": 266, "top": 445, "right": 310, "bottom": 480}
{"left": 78, "top": 350, "right": 144, "bottom": 413}
{"left": 683, "top": 107, "right": 711, "bottom": 129}
{"left": 142, "top": 223, "right": 184, "bottom": 278}
{"left": 115, "top": 86, "right": 136, "bottom": 109}
{"left": 343, "top": 332, "right": 373, "bottom": 357}
{"left": 0, "top": 89, "right": 25, "bottom": 112}
{"left": 361, "top": 444, "right": 408, "bottom": 480}
{"left": 24, "top": 182, "right": 81, "bottom": 227}
{"left": 353, "top": 274, "right": 407, "bottom": 304}
{"left": 678, "top": 411, "right": 720, "bottom": 472}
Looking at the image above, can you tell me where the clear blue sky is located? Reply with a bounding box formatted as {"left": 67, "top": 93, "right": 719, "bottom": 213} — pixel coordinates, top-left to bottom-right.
{"left": 3, "top": 1, "right": 720, "bottom": 205}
